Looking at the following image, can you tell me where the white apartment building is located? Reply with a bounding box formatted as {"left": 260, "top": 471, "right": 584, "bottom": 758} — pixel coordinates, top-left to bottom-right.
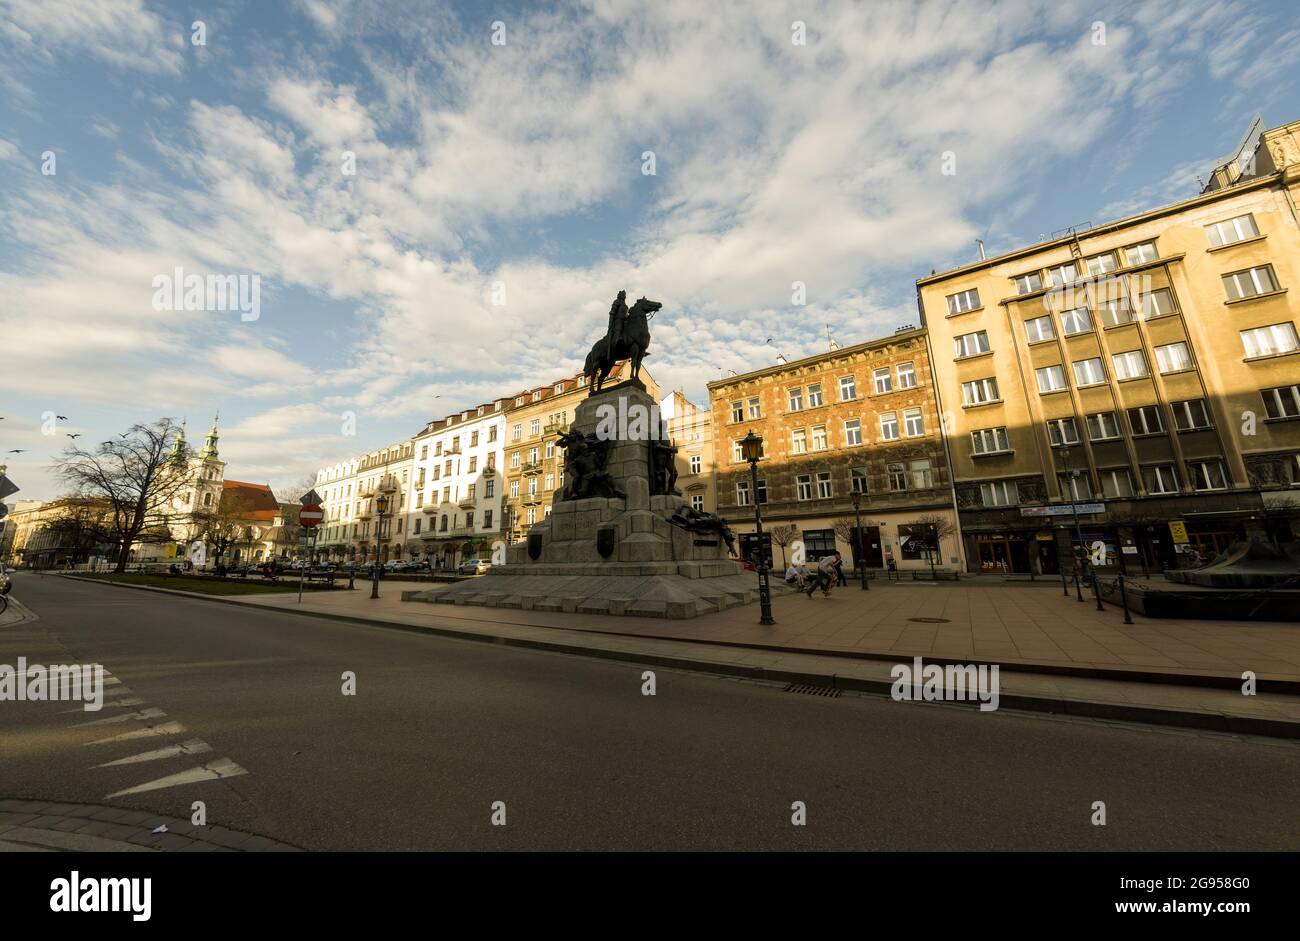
{"left": 313, "top": 457, "right": 359, "bottom": 561}
{"left": 412, "top": 399, "right": 509, "bottom": 569}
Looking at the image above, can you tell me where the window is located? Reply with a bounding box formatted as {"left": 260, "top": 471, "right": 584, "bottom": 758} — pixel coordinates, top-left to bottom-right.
{"left": 1111, "top": 350, "right": 1148, "bottom": 380}
{"left": 732, "top": 440, "right": 744, "bottom": 463}
{"left": 1223, "top": 265, "right": 1280, "bottom": 301}
{"left": 807, "top": 383, "right": 823, "bottom": 407}
{"left": 730, "top": 401, "right": 743, "bottom": 423}
{"left": 954, "top": 330, "right": 991, "bottom": 358}
{"left": 1036, "top": 364, "right": 1068, "bottom": 393}
{"left": 1097, "top": 296, "right": 1133, "bottom": 327}
{"left": 1171, "top": 399, "right": 1212, "bottom": 431}
{"left": 850, "top": 467, "right": 869, "bottom": 494}
{"left": 1047, "top": 262, "right": 1078, "bottom": 287}
{"left": 1127, "top": 405, "right": 1164, "bottom": 435}
{"left": 1143, "top": 464, "right": 1180, "bottom": 495}
{"left": 816, "top": 472, "right": 833, "bottom": 499}
{"left": 1139, "top": 288, "right": 1175, "bottom": 318}
{"left": 796, "top": 474, "right": 813, "bottom": 500}
{"left": 1154, "top": 341, "right": 1193, "bottom": 373}
{"left": 544, "top": 474, "right": 553, "bottom": 491}
{"left": 1014, "top": 271, "right": 1044, "bottom": 295}
{"left": 1046, "top": 417, "right": 1080, "bottom": 447}
{"left": 811, "top": 425, "right": 828, "bottom": 451}
{"left": 1206, "top": 213, "right": 1259, "bottom": 248}
{"left": 880, "top": 412, "right": 899, "bottom": 440}
{"left": 971, "top": 427, "right": 1010, "bottom": 454}
{"left": 1025, "top": 315, "right": 1055, "bottom": 342}
{"left": 1058, "top": 471, "right": 1094, "bottom": 500}
{"left": 485, "top": 479, "right": 495, "bottom": 498}
{"left": 488, "top": 426, "right": 497, "bottom": 443}
{"left": 510, "top": 480, "right": 519, "bottom": 498}
{"left": 512, "top": 424, "right": 522, "bottom": 442}
{"left": 544, "top": 441, "right": 554, "bottom": 459}
{"left": 1072, "top": 357, "right": 1106, "bottom": 386}
{"left": 873, "top": 368, "right": 892, "bottom": 394}
{"left": 1262, "top": 385, "right": 1300, "bottom": 419}
{"left": 1124, "top": 242, "right": 1158, "bottom": 266}
{"left": 689, "top": 455, "right": 702, "bottom": 474}
{"left": 419, "top": 445, "right": 428, "bottom": 460}
{"left": 483, "top": 509, "right": 493, "bottom": 529}
{"left": 1086, "top": 252, "right": 1118, "bottom": 275}
{"left": 791, "top": 428, "right": 807, "bottom": 454}
{"left": 747, "top": 397, "right": 762, "bottom": 418}
{"left": 788, "top": 387, "right": 804, "bottom": 411}
{"left": 470, "top": 431, "right": 479, "bottom": 447}
{"left": 887, "top": 463, "right": 907, "bottom": 490}
{"left": 464, "top": 511, "right": 474, "bottom": 530}
{"left": 946, "top": 288, "right": 980, "bottom": 314}
{"left": 530, "top": 419, "right": 540, "bottom": 436}
{"left": 1241, "top": 323, "right": 1300, "bottom": 358}
{"left": 1060, "top": 307, "right": 1092, "bottom": 335}
{"left": 980, "top": 480, "right": 1018, "bottom": 507}
{"left": 839, "top": 376, "right": 856, "bottom": 401}
{"left": 1087, "top": 411, "right": 1121, "bottom": 441}
{"left": 962, "top": 377, "right": 999, "bottom": 405}
{"left": 532, "top": 391, "right": 541, "bottom": 402}
{"left": 910, "top": 459, "right": 934, "bottom": 489}
{"left": 896, "top": 362, "right": 917, "bottom": 388}
{"left": 528, "top": 447, "right": 539, "bottom": 463}
{"left": 1099, "top": 469, "right": 1135, "bottom": 499}
{"left": 690, "top": 494, "right": 704, "bottom": 512}
{"left": 1188, "top": 460, "right": 1228, "bottom": 491}
{"left": 903, "top": 407, "right": 924, "bottom": 437}
{"left": 757, "top": 479, "right": 768, "bottom": 504}
{"left": 844, "top": 418, "right": 862, "bottom": 446}
{"left": 435, "top": 442, "right": 443, "bottom": 456}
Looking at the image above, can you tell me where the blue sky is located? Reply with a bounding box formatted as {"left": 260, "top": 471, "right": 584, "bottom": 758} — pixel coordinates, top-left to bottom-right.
{"left": 2, "top": 0, "right": 1299, "bottom": 501}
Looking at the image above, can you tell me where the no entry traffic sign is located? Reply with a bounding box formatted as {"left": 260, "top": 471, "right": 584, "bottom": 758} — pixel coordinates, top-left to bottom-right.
{"left": 299, "top": 505, "right": 325, "bottom": 528}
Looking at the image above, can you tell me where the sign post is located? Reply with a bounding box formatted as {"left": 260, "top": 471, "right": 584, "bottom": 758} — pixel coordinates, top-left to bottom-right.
{"left": 297, "top": 502, "right": 325, "bottom": 603}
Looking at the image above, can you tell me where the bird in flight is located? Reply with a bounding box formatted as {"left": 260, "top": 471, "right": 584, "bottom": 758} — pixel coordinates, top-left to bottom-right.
{"left": 7, "top": 449, "right": 25, "bottom": 454}
{"left": 56, "top": 415, "right": 68, "bottom": 421}
{"left": 67, "top": 433, "right": 81, "bottom": 439}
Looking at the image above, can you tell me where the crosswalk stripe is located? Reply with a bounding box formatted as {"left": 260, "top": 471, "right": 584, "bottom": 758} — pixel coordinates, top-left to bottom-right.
{"left": 93, "top": 739, "right": 212, "bottom": 768}
{"left": 105, "top": 758, "right": 248, "bottom": 798}
{"left": 101, "top": 686, "right": 134, "bottom": 697}
{"left": 84, "top": 721, "right": 186, "bottom": 746}
{"left": 60, "top": 696, "right": 144, "bottom": 713}
{"left": 74, "top": 707, "right": 166, "bottom": 727}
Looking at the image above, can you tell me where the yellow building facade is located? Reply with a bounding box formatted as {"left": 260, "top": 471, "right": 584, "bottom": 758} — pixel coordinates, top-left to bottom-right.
{"left": 918, "top": 118, "right": 1300, "bottom": 574}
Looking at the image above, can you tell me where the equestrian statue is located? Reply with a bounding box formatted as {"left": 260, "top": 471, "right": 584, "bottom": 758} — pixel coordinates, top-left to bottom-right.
{"left": 583, "top": 291, "right": 661, "bottom": 393}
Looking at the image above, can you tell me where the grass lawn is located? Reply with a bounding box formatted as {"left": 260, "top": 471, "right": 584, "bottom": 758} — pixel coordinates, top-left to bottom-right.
{"left": 76, "top": 572, "right": 341, "bottom": 596}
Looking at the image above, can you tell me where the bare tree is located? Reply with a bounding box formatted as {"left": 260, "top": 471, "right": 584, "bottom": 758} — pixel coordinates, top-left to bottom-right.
{"left": 42, "top": 499, "right": 114, "bottom": 566}
{"left": 56, "top": 419, "right": 192, "bottom": 572}
{"left": 770, "top": 523, "right": 800, "bottom": 568}
{"left": 193, "top": 501, "right": 251, "bottom": 565}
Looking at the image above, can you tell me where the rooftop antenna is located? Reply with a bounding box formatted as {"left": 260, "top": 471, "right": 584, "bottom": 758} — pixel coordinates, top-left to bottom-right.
{"left": 825, "top": 324, "right": 840, "bottom": 351}
{"left": 976, "top": 239, "right": 986, "bottom": 260}
{"left": 775, "top": 353, "right": 788, "bottom": 365}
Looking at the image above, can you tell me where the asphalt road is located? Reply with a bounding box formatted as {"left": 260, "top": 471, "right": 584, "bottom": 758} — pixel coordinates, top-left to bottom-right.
{"left": 3, "top": 572, "right": 1298, "bottom": 851}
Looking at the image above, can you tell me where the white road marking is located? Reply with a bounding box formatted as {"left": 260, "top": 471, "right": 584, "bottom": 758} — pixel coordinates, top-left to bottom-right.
{"left": 105, "top": 757, "right": 248, "bottom": 798}
{"left": 59, "top": 696, "right": 144, "bottom": 713}
{"left": 93, "top": 739, "right": 212, "bottom": 768}
{"left": 84, "top": 721, "right": 186, "bottom": 746}
{"left": 101, "top": 685, "right": 134, "bottom": 697}
{"left": 74, "top": 707, "right": 166, "bottom": 727}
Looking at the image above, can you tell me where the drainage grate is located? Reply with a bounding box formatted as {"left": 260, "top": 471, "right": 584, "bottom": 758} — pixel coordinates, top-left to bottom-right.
{"left": 907, "top": 617, "right": 951, "bottom": 623}
{"left": 784, "top": 683, "right": 841, "bottom": 698}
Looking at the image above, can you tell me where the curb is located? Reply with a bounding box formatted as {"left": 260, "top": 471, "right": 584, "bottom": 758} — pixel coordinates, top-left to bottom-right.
{"left": 56, "top": 574, "right": 1300, "bottom": 740}
{"left": 0, "top": 595, "right": 39, "bottom": 627}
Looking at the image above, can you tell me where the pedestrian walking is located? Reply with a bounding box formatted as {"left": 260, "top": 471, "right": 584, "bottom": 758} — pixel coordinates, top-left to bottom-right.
{"left": 834, "top": 555, "right": 847, "bottom": 587}
{"left": 805, "top": 551, "right": 841, "bottom": 598}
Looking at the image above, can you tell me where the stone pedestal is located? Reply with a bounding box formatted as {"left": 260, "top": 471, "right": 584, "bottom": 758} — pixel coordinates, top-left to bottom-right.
{"left": 405, "top": 380, "right": 774, "bottom": 618}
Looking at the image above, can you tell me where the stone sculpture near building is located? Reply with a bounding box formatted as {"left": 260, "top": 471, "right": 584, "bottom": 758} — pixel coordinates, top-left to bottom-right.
{"left": 406, "top": 291, "right": 777, "bottom": 619}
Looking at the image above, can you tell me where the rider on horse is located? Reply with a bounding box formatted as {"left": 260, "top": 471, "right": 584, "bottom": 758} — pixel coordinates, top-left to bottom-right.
{"left": 606, "top": 290, "right": 628, "bottom": 353}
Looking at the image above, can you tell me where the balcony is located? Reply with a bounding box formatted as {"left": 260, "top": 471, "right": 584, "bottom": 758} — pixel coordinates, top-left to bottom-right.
{"left": 458, "top": 495, "right": 476, "bottom": 509}
{"left": 421, "top": 504, "right": 439, "bottom": 514}
{"left": 543, "top": 421, "right": 569, "bottom": 435}
{"left": 521, "top": 462, "right": 544, "bottom": 476}
{"left": 482, "top": 465, "right": 496, "bottom": 476}
{"left": 521, "top": 493, "right": 543, "bottom": 507}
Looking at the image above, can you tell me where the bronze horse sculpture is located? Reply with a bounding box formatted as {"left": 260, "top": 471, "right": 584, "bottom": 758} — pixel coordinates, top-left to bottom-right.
{"left": 583, "top": 294, "right": 661, "bottom": 392}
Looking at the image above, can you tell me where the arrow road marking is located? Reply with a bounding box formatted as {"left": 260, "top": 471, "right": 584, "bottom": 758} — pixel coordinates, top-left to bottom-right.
{"left": 84, "top": 721, "right": 187, "bottom": 746}
{"left": 60, "top": 696, "right": 144, "bottom": 713}
{"left": 93, "top": 739, "right": 212, "bottom": 768}
{"left": 105, "top": 757, "right": 248, "bottom": 799}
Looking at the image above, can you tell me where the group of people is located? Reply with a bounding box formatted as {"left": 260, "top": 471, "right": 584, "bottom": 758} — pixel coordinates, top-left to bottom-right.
{"left": 785, "top": 551, "right": 846, "bottom": 598}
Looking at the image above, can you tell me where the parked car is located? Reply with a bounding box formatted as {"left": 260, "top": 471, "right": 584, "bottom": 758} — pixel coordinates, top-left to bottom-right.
{"left": 458, "top": 558, "right": 491, "bottom": 576}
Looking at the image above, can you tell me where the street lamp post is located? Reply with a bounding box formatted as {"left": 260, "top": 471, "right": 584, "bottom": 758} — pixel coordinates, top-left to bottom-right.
{"left": 849, "top": 489, "right": 869, "bottom": 591}
{"left": 1060, "top": 446, "right": 1086, "bottom": 602}
{"left": 740, "top": 431, "right": 775, "bottom": 625}
{"left": 370, "top": 492, "right": 389, "bottom": 599}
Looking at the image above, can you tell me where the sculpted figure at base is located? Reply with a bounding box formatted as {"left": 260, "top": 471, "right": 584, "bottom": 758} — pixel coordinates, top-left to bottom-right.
{"left": 558, "top": 428, "right": 625, "bottom": 500}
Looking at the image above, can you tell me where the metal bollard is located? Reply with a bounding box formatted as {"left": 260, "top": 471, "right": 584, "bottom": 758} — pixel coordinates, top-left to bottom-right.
{"left": 1073, "top": 569, "right": 1084, "bottom": 602}
{"left": 1061, "top": 570, "right": 1068, "bottom": 596}
{"left": 1118, "top": 573, "right": 1134, "bottom": 624}
{"left": 1093, "top": 572, "right": 1104, "bottom": 611}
